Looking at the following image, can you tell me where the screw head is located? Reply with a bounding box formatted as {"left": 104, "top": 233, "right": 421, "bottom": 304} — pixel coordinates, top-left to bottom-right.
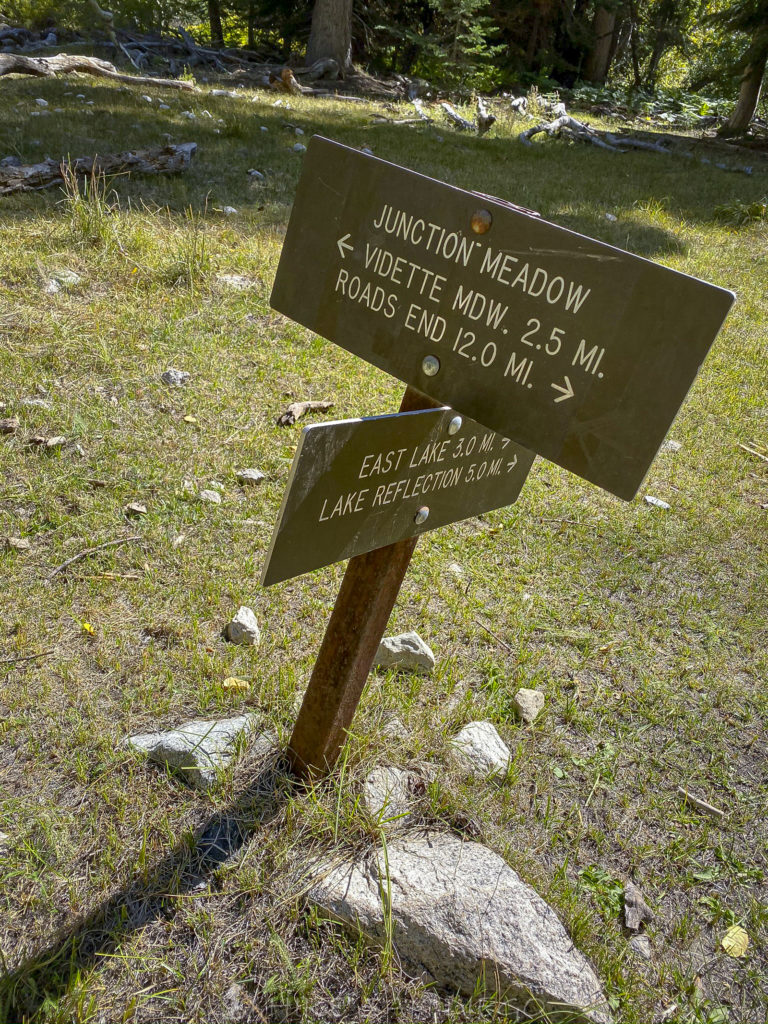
{"left": 448, "top": 415, "right": 462, "bottom": 435}
{"left": 421, "top": 354, "right": 440, "bottom": 377}
{"left": 414, "top": 506, "right": 430, "bottom": 525}
{"left": 471, "top": 209, "right": 492, "bottom": 234}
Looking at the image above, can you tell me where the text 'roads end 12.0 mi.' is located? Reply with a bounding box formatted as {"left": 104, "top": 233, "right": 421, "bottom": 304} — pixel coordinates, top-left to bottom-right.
{"left": 271, "top": 136, "right": 734, "bottom": 500}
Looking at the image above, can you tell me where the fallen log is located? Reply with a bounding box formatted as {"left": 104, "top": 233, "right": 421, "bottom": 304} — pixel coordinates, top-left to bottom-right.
{"left": 0, "top": 143, "right": 196, "bottom": 196}
{"left": 440, "top": 101, "right": 474, "bottom": 131}
{"left": 0, "top": 52, "right": 194, "bottom": 90}
{"left": 476, "top": 96, "right": 496, "bottom": 135}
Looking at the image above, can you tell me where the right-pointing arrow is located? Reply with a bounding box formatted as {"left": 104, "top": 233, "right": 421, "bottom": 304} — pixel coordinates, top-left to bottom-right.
{"left": 551, "top": 375, "right": 575, "bottom": 402}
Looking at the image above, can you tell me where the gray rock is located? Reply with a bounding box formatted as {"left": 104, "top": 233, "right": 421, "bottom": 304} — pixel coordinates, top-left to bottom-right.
{"left": 293, "top": 142, "right": 307, "bottom": 153}
{"left": 310, "top": 833, "right": 611, "bottom": 1023}
{"left": 623, "top": 881, "right": 654, "bottom": 931}
{"left": 199, "top": 489, "right": 222, "bottom": 504}
{"left": 629, "top": 934, "right": 652, "bottom": 960}
{"left": 222, "top": 206, "right": 238, "bottom": 216}
{"left": 248, "top": 168, "right": 265, "bottom": 180}
{"left": 236, "top": 468, "right": 266, "bottom": 485}
{"left": 158, "top": 102, "right": 170, "bottom": 109}
{"left": 225, "top": 606, "right": 261, "bottom": 646}
{"left": 452, "top": 720, "right": 511, "bottom": 779}
{"left": 513, "top": 687, "right": 545, "bottom": 724}
{"left": 375, "top": 631, "right": 434, "bottom": 674}
{"left": 35, "top": 97, "right": 48, "bottom": 107}
{"left": 660, "top": 438, "right": 682, "bottom": 453}
{"left": 362, "top": 766, "right": 413, "bottom": 826}
{"left": 161, "top": 368, "right": 190, "bottom": 387}
{"left": 126, "top": 714, "right": 267, "bottom": 790}
{"left": 217, "top": 273, "right": 253, "bottom": 291}
{"left": 0, "top": 156, "right": 21, "bottom": 167}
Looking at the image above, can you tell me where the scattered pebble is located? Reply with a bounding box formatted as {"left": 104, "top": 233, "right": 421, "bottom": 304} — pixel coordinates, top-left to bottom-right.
{"left": 76, "top": 93, "right": 85, "bottom": 99}
{"left": 452, "top": 720, "right": 512, "bottom": 780}
{"left": 6, "top": 537, "right": 31, "bottom": 552}
{"left": 43, "top": 435, "right": 67, "bottom": 449}
{"left": 661, "top": 438, "right": 682, "bottom": 453}
{"left": 605, "top": 212, "right": 617, "bottom": 222}
{"left": 624, "top": 881, "right": 654, "bottom": 931}
{"left": 295, "top": 127, "right": 304, "bottom": 135}
{"left": 236, "top": 468, "right": 266, "bottom": 485}
{"left": 158, "top": 102, "right": 169, "bottom": 110}
{"left": 0, "top": 416, "right": 19, "bottom": 434}
{"left": 35, "top": 97, "right": 48, "bottom": 107}
{"left": 124, "top": 502, "right": 148, "bottom": 517}
{"left": 141, "top": 94, "right": 152, "bottom": 103}
{"left": 360, "top": 146, "right": 374, "bottom": 155}
{"left": 248, "top": 169, "right": 265, "bottom": 180}
{"left": 376, "top": 631, "right": 435, "bottom": 674}
{"left": 293, "top": 143, "right": 307, "bottom": 153}
{"left": 513, "top": 687, "right": 545, "bottom": 724}
{"left": 644, "top": 495, "right": 671, "bottom": 509}
{"left": 0, "top": 831, "right": 9, "bottom": 855}
{"left": 180, "top": 110, "right": 196, "bottom": 119}
{"left": 201, "top": 109, "right": 213, "bottom": 118}
{"left": 199, "top": 489, "right": 222, "bottom": 504}
{"left": 161, "top": 368, "right": 190, "bottom": 387}
{"left": 629, "top": 934, "right": 652, "bottom": 960}
{"left": 225, "top": 605, "right": 261, "bottom": 646}
{"left": 260, "top": 125, "right": 268, "bottom": 131}
{"left": 216, "top": 273, "right": 253, "bottom": 290}
{"left": 222, "top": 206, "right": 238, "bottom": 216}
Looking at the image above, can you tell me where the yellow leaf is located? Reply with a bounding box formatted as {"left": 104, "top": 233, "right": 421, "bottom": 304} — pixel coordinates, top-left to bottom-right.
{"left": 183, "top": 415, "right": 198, "bottom": 424}
{"left": 721, "top": 925, "right": 749, "bottom": 958}
{"left": 222, "top": 677, "right": 250, "bottom": 691}
{"left": 81, "top": 621, "right": 95, "bottom": 636}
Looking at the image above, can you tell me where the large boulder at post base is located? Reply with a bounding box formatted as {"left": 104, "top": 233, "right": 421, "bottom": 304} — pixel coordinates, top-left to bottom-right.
{"left": 309, "top": 832, "right": 612, "bottom": 1023}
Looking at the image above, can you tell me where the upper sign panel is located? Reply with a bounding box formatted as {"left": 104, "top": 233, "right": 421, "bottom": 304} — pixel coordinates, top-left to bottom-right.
{"left": 271, "top": 136, "right": 734, "bottom": 500}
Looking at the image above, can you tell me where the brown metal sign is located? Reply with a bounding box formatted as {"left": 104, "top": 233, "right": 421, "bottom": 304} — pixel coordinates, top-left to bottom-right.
{"left": 262, "top": 408, "right": 533, "bottom": 586}
{"left": 271, "top": 136, "right": 734, "bottom": 500}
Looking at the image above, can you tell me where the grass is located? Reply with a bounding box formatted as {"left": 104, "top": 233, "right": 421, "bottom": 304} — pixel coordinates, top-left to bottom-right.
{"left": 0, "top": 77, "right": 766, "bottom": 1023}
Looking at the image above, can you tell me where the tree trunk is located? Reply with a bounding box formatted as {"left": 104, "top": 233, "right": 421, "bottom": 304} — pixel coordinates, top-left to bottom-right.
{"left": 247, "top": 0, "right": 256, "bottom": 50}
{"left": 208, "top": 0, "right": 224, "bottom": 48}
{"left": 584, "top": 6, "right": 616, "bottom": 83}
{"left": 306, "top": 0, "right": 353, "bottom": 72}
{"left": 720, "top": 39, "right": 768, "bottom": 136}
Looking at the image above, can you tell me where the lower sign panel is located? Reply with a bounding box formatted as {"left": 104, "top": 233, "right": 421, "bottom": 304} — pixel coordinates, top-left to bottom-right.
{"left": 262, "top": 408, "right": 534, "bottom": 586}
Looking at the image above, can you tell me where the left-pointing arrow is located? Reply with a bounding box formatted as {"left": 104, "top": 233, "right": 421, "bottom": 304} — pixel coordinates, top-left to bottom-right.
{"left": 551, "top": 375, "right": 575, "bottom": 402}
{"left": 337, "top": 233, "right": 353, "bottom": 258}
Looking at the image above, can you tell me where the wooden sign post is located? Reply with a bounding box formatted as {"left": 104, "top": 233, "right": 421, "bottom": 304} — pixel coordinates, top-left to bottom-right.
{"left": 266, "top": 136, "right": 735, "bottom": 778}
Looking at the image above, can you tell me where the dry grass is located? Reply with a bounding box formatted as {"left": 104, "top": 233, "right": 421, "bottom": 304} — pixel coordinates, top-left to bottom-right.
{"left": 0, "top": 79, "right": 766, "bottom": 1023}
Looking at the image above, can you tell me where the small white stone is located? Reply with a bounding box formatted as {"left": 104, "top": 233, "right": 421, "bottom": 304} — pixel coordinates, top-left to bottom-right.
{"left": 199, "top": 489, "right": 222, "bottom": 504}
{"left": 644, "top": 495, "right": 671, "bottom": 509}
{"left": 295, "top": 127, "right": 304, "bottom": 135}
{"left": 661, "top": 438, "right": 682, "bottom": 453}
{"left": 452, "top": 720, "right": 512, "bottom": 780}
{"left": 201, "top": 109, "right": 213, "bottom": 118}
{"left": 260, "top": 125, "right": 268, "bottom": 131}
{"left": 222, "top": 206, "right": 238, "bottom": 216}
{"left": 44, "top": 278, "right": 60, "bottom": 293}
{"left": 76, "top": 93, "right": 85, "bottom": 99}
{"left": 217, "top": 273, "right": 253, "bottom": 290}
{"left": 6, "top": 537, "right": 31, "bottom": 552}
{"left": 35, "top": 97, "right": 48, "bottom": 107}
{"left": 158, "top": 102, "right": 170, "bottom": 110}
{"left": 236, "top": 468, "right": 266, "bottom": 485}
{"left": 376, "top": 631, "right": 435, "bottom": 674}
{"left": 141, "top": 94, "right": 152, "bottom": 103}
{"left": 29, "top": 111, "right": 41, "bottom": 117}
{"left": 180, "top": 110, "right": 196, "bottom": 119}
{"left": 605, "top": 212, "right": 617, "bottom": 222}
{"left": 513, "top": 687, "right": 545, "bottom": 724}
{"left": 0, "top": 831, "right": 9, "bottom": 855}
{"left": 447, "top": 562, "right": 465, "bottom": 577}
{"left": 225, "top": 606, "right": 261, "bottom": 646}
{"left": 293, "top": 143, "right": 307, "bottom": 153}
{"left": 248, "top": 169, "right": 265, "bottom": 180}
{"left": 360, "top": 146, "right": 374, "bottom": 155}
{"left": 86, "top": 100, "right": 94, "bottom": 105}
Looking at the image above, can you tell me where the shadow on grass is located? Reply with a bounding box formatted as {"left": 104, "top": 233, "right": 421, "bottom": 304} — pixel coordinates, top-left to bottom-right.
{"left": 0, "top": 752, "right": 295, "bottom": 1023}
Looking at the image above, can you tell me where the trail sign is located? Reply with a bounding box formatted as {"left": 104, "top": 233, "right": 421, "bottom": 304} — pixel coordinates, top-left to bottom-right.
{"left": 271, "top": 136, "right": 735, "bottom": 500}
{"left": 262, "top": 407, "right": 534, "bottom": 586}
